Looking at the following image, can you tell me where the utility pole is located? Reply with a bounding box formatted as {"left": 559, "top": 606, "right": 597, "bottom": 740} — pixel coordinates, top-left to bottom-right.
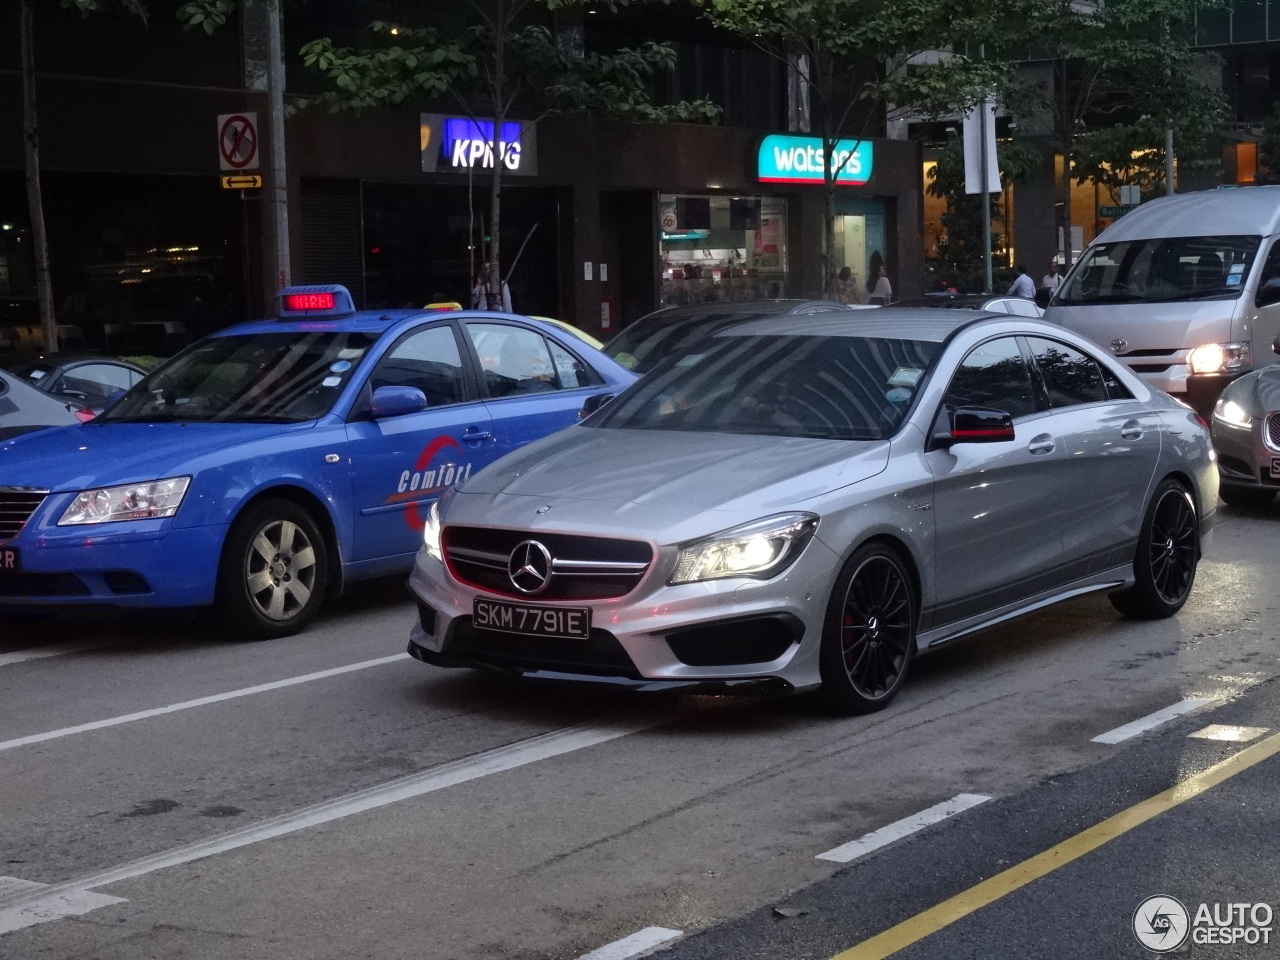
{"left": 266, "top": 0, "right": 290, "bottom": 292}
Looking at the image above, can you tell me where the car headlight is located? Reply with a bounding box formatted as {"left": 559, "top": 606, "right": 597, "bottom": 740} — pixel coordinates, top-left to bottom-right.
{"left": 423, "top": 499, "right": 443, "bottom": 561}
{"left": 1213, "top": 396, "right": 1252, "bottom": 429}
{"left": 58, "top": 476, "right": 191, "bottom": 526}
{"left": 1188, "top": 341, "right": 1251, "bottom": 376}
{"left": 670, "top": 512, "right": 818, "bottom": 585}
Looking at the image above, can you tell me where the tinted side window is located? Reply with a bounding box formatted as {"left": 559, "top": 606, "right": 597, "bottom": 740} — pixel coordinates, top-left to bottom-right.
{"left": 941, "top": 337, "right": 1037, "bottom": 418}
{"left": 1026, "top": 337, "right": 1109, "bottom": 407}
{"left": 370, "top": 325, "right": 467, "bottom": 407}
{"left": 467, "top": 323, "right": 562, "bottom": 398}
{"left": 1255, "top": 240, "right": 1280, "bottom": 307}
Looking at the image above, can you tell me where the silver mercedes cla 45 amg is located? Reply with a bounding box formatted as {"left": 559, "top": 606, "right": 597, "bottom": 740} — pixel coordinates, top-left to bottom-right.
{"left": 407, "top": 310, "right": 1217, "bottom": 713}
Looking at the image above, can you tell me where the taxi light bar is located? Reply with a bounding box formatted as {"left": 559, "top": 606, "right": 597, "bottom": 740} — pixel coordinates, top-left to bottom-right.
{"left": 277, "top": 284, "right": 357, "bottom": 319}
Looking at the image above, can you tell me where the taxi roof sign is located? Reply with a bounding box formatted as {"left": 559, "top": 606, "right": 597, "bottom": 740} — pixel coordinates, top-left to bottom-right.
{"left": 278, "top": 284, "right": 357, "bottom": 319}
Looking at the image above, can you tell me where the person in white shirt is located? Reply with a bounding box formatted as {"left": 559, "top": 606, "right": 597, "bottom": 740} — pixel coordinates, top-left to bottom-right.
{"left": 1042, "top": 261, "right": 1063, "bottom": 293}
{"left": 1007, "top": 265, "right": 1035, "bottom": 299}
{"left": 868, "top": 266, "right": 893, "bottom": 304}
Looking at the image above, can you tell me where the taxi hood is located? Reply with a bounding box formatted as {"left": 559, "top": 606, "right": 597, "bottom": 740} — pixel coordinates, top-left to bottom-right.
{"left": 449, "top": 425, "right": 890, "bottom": 542}
{"left": 0, "top": 421, "right": 315, "bottom": 491}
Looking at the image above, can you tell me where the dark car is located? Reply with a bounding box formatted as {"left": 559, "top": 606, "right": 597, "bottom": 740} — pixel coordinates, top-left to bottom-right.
{"left": 4, "top": 355, "right": 147, "bottom": 414}
{"left": 603, "top": 300, "right": 861, "bottom": 374}
{"left": 897, "top": 294, "right": 1044, "bottom": 318}
{"left": 0, "top": 368, "right": 83, "bottom": 442}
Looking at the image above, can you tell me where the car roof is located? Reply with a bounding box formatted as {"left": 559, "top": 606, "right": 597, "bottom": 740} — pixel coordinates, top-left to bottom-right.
{"left": 1093, "top": 186, "right": 1280, "bottom": 241}
{"left": 633, "top": 299, "right": 849, "bottom": 323}
{"left": 7, "top": 354, "right": 146, "bottom": 371}
{"left": 717, "top": 307, "right": 1009, "bottom": 341}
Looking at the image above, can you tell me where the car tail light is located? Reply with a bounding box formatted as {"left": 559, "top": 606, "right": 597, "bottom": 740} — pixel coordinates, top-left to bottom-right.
{"left": 74, "top": 408, "right": 96, "bottom": 423}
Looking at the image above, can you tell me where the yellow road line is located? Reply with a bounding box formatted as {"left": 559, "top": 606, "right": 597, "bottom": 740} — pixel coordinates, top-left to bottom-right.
{"left": 833, "top": 728, "right": 1280, "bottom": 960}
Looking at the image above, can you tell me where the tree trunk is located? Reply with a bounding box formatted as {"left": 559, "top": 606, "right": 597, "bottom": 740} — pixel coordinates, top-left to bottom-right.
{"left": 20, "top": 0, "right": 57, "bottom": 354}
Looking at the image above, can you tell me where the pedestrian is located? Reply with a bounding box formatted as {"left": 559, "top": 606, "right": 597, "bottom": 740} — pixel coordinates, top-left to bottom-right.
{"left": 471, "top": 264, "right": 513, "bottom": 312}
{"left": 1007, "top": 264, "right": 1036, "bottom": 299}
{"left": 829, "top": 265, "right": 865, "bottom": 305}
{"left": 868, "top": 265, "right": 893, "bottom": 305}
{"left": 1041, "top": 260, "right": 1063, "bottom": 294}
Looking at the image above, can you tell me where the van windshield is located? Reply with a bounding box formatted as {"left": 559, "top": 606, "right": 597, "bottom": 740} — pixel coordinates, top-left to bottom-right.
{"left": 1057, "top": 235, "right": 1260, "bottom": 304}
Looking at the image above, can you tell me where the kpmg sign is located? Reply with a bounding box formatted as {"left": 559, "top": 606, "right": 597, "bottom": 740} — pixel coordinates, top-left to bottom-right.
{"left": 756, "top": 134, "right": 873, "bottom": 186}
{"left": 420, "top": 113, "right": 538, "bottom": 177}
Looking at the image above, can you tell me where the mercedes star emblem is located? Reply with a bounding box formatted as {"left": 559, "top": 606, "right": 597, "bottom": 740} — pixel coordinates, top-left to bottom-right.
{"left": 508, "top": 540, "right": 553, "bottom": 594}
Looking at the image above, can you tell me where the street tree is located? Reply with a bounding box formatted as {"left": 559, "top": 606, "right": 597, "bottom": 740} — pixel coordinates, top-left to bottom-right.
{"left": 697, "top": 0, "right": 1014, "bottom": 292}
{"left": 295, "top": 1, "right": 719, "bottom": 310}
{"left": 19, "top": 0, "right": 147, "bottom": 353}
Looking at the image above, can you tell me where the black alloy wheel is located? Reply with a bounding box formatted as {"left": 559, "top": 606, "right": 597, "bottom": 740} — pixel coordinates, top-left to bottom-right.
{"left": 1109, "top": 478, "right": 1199, "bottom": 619}
{"left": 819, "top": 543, "right": 917, "bottom": 715}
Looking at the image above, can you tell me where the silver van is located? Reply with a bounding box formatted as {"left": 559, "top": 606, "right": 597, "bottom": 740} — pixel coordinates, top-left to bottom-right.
{"left": 1045, "top": 186, "right": 1280, "bottom": 414}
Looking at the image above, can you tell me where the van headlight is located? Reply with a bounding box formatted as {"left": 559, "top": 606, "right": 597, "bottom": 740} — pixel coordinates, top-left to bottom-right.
{"left": 1213, "top": 397, "right": 1252, "bottom": 429}
{"left": 58, "top": 476, "right": 190, "bottom": 525}
{"left": 423, "top": 499, "right": 443, "bottom": 561}
{"left": 670, "top": 513, "right": 818, "bottom": 584}
{"left": 1188, "top": 341, "right": 1251, "bottom": 375}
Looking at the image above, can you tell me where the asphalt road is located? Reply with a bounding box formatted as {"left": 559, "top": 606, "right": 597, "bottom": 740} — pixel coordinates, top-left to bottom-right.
{"left": 1, "top": 502, "right": 1278, "bottom": 960}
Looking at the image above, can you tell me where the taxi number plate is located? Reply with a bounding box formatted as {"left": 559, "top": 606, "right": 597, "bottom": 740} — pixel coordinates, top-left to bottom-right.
{"left": 473, "top": 598, "right": 590, "bottom": 640}
{"left": 1271, "top": 457, "right": 1280, "bottom": 479}
{"left": 0, "top": 547, "right": 20, "bottom": 574}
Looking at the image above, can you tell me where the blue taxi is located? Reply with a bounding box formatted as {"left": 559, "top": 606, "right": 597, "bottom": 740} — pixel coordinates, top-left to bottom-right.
{"left": 0, "top": 286, "right": 634, "bottom": 638}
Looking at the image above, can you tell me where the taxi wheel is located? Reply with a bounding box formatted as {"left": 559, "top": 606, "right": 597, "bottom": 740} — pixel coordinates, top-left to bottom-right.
{"left": 1109, "top": 478, "right": 1198, "bottom": 620}
{"left": 217, "top": 499, "right": 329, "bottom": 640}
{"left": 818, "top": 543, "right": 917, "bottom": 715}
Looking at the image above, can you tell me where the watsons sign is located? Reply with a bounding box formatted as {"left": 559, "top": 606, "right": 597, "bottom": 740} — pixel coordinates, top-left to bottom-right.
{"left": 756, "top": 134, "right": 873, "bottom": 186}
{"left": 420, "top": 114, "right": 538, "bottom": 177}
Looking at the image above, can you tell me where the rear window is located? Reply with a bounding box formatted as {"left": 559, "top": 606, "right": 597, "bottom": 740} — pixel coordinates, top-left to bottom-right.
{"left": 605, "top": 311, "right": 774, "bottom": 373}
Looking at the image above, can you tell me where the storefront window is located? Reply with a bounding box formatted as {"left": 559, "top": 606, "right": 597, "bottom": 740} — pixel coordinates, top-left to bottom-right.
{"left": 658, "top": 194, "right": 788, "bottom": 307}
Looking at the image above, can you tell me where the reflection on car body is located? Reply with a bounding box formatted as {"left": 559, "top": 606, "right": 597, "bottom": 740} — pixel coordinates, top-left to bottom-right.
{"left": 0, "top": 286, "right": 635, "bottom": 638}
{"left": 409, "top": 308, "right": 1217, "bottom": 713}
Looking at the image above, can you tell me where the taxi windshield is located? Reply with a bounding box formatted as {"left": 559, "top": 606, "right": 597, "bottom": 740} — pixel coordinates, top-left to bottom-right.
{"left": 589, "top": 334, "right": 941, "bottom": 440}
{"left": 99, "top": 331, "right": 378, "bottom": 423}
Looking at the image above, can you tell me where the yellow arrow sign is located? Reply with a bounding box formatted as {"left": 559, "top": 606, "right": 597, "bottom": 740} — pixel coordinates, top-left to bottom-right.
{"left": 220, "top": 175, "right": 263, "bottom": 190}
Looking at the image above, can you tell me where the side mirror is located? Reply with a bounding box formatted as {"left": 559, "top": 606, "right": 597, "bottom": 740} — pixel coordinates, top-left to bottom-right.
{"left": 1259, "top": 277, "right": 1280, "bottom": 308}
{"left": 370, "top": 385, "right": 428, "bottom": 419}
{"left": 935, "top": 406, "right": 1016, "bottom": 445}
{"left": 579, "top": 392, "right": 615, "bottom": 420}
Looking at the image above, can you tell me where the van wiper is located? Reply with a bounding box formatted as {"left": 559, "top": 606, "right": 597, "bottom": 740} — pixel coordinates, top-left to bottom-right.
{"left": 1058, "top": 293, "right": 1143, "bottom": 304}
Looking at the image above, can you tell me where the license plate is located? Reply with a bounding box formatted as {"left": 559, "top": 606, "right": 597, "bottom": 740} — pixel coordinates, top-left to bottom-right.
{"left": 473, "top": 598, "right": 590, "bottom": 640}
{"left": 0, "top": 547, "right": 19, "bottom": 574}
{"left": 1271, "top": 457, "right": 1280, "bottom": 479}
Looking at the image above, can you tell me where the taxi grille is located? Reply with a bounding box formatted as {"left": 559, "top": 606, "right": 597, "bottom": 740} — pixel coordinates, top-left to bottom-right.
{"left": 443, "top": 527, "right": 652, "bottom": 600}
{"left": 1267, "top": 413, "right": 1280, "bottom": 449}
{"left": 0, "top": 489, "right": 48, "bottom": 542}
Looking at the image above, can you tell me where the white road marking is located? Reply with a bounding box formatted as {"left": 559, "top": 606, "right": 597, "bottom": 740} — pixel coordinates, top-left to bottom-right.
{"left": 816, "top": 794, "right": 991, "bottom": 864}
{"left": 576, "top": 927, "right": 684, "bottom": 960}
{"left": 0, "top": 641, "right": 120, "bottom": 667}
{"left": 0, "top": 713, "right": 670, "bottom": 928}
{"left": 1090, "top": 698, "right": 1214, "bottom": 744}
{"left": 0, "top": 876, "right": 125, "bottom": 935}
{"left": 1187, "top": 723, "right": 1269, "bottom": 743}
{"left": 0, "top": 654, "right": 411, "bottom": 753}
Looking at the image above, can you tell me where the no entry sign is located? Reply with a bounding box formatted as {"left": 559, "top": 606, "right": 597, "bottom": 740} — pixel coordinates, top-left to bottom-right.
{"left": 217, "top": 112, "right": 260, "bottom": 171}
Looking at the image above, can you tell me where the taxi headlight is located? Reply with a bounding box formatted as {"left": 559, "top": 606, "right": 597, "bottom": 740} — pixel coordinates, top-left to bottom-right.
{"left": 423, "top": 499, "right": 443, "bottom": 561}
{"left": 1213, "top": 397, "right": 1252, "bottom": 429}
{"left": 670, "top": 513, "right": 818, "bottom": 585}
{"left": 1188, "top": 341, "right": 1251, "bottom": 376}
{"left": 58, "top": 476, "right": 191, "bottom": 525}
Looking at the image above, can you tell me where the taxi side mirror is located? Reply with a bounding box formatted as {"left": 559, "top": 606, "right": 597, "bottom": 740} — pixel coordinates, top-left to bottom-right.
{"left": 371, "top": 385, "right": 428, "bottom": 419}
{"left": 579, "top": 392, "right": 615, "bottom": 420}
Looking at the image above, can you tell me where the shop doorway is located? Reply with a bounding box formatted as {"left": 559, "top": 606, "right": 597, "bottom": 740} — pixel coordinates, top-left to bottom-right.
{"left": 832, "top": 211, "right": 886, "bottom": 298}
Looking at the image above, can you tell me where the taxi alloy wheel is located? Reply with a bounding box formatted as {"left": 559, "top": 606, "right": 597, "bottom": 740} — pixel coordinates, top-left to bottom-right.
{"left": 218, "top": 499, "right": 329, "bottom": 640}
{"left": 1109, "top": 478, "right": 1198, "bottom": 620}
{"left": 819, "top": 543, "right": 917, "bottom": 715}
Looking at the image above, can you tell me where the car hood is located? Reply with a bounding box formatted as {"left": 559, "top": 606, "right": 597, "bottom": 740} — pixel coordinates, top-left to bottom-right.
{"left": 1220, "top": 364, "right": 1280, "bottom": 417}
{"left": 1046, "top": 300, "right": 1241, "bottom": 354}
{"left": 450, "top": 426, "right": 890, "bottom": 542}
{"left": 0, "top": 421, "right": 316, "bottom": 491}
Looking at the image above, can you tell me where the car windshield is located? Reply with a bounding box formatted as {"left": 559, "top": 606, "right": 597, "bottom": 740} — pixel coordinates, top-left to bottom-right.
{"left": 589, "top": 333, "right": 941, "bottom": 440}
{"left": 604, "top": 310, "right": 776, "bottom": 373}
{"left": 1057, "top": 235, "right": 1260, "bottom": 304}
{"left": 98, "top": 331, "right": 378, "bottom": 423}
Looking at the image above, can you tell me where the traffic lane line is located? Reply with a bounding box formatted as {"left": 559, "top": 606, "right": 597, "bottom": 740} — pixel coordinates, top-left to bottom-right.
{"left": 828, "top": 728, "right": 1280, "bottom": 959}
{"left": 0, "top": 654, "right": 410, "bottom": 753}
{"left": 1090, "top": 697, "right": 1214, "bottom": 744}
{"left": 577, "top": 927, "right": 683, "bottom": 960}
{"left": 0, "top": 710, "right": 678, "bottom": 929}
{"left": 0, "top": 640, "right": 126, "bottom": 667}
{"left": 816, "top": 794, "right": 990, "bottom": 864}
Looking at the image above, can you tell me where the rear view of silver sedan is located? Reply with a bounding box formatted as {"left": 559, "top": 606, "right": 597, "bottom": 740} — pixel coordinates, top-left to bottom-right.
{"left": 408, "top": 309, "right": 1217, "bottom": 714}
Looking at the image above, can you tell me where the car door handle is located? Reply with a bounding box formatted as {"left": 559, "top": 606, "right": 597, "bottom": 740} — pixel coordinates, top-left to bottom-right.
{"left": 462, "top": 429, "right": 492, "bottom": 443}
{"left": 1120, "top": 420, "right": 1143, "bottom": 440}
{"left": 1028, "top": 433, "right": 1055, "bottom": 455}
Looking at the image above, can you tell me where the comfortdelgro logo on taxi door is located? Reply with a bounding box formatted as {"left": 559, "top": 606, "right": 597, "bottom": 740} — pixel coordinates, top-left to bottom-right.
{"left": 387, "top": 435, "right": 474, "bottom": 530}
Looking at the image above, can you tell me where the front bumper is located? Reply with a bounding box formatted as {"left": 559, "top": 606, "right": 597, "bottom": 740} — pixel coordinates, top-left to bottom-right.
{"left": 406, "top": 536, "right": 842, "bottom": 693}
{"left": 0, "top": 513, "right": 227, "bottom": 608}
